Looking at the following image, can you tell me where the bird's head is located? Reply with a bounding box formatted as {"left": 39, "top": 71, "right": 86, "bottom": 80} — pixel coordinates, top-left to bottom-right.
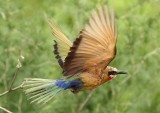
{"left": 107, "top": 66, "right": 127, "bottom": 79}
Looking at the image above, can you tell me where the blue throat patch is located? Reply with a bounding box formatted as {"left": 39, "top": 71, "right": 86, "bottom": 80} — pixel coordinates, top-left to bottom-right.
{"left": 55, "top": 79, "right": 81, "bottom": 89}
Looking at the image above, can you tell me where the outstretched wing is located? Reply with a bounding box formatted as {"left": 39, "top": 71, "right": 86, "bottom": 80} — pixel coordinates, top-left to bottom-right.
{"left": 49, "top": 21, "right": 72, "bottom": 61}
{"left": 63, "top": 6, "right": 117, "bottom": 76}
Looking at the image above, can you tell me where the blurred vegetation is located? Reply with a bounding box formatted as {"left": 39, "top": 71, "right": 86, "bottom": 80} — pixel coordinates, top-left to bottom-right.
{"left": 0, "top": 0, "right": 160, "bottom": 113}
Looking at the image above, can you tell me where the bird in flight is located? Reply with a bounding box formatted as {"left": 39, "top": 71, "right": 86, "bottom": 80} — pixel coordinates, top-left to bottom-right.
{"left": 23, "top": 5, "right": 127, "bottom": 104}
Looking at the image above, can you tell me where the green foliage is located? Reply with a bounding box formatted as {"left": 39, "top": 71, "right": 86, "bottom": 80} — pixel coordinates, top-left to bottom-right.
{"left": 0, "top": 0, "right": 160, "bottom": 113}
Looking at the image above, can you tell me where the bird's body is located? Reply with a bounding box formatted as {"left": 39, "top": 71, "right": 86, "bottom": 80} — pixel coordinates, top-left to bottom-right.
{"left": 72, "top": 67, "right": 111, "bottom": 91}
{"left": 23, "top": 5, "right": 127, "bottom": 104}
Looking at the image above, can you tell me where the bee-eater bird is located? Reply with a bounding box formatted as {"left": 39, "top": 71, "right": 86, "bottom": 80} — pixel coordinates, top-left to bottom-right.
{"left": 23, "top": 5, "right": 127, "bottom": 104}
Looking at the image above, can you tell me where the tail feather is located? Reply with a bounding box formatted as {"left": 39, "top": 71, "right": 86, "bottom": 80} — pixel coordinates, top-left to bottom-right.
{"left": 23, "top": 78, "right": 64, "bottom": 104}
{"left": 35, "top": 88, "right": 62, "bottom": 104}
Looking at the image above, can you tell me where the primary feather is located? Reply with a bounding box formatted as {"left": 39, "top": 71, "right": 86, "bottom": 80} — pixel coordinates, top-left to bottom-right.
{"left": 48, "top": 21, "right": 72, "bottom": 61}
{"left": 63, "top": 6, "right": 117, "bottom": 76}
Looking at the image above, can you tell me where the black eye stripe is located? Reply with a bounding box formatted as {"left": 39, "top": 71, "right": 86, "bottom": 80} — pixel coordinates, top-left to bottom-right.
{"left": 109, "top": 71, "right": 117, "bottom": 75}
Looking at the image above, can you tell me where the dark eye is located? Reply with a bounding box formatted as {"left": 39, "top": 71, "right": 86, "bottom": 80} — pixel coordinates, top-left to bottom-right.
{"left": 108, "top": 71, "right": 117, "bottom": 75}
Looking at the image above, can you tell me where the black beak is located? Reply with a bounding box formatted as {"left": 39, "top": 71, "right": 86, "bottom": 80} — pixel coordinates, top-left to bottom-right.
{"left": 116, "top": 70, "right": 127, "bottom": 75}
{"left": 109, "top": 70, "right": 127, "bottom": 75}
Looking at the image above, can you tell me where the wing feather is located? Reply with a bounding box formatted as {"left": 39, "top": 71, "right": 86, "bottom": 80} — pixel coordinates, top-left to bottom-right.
{"left": 63, "top": 6, "right": 117, "bottom": 76}
{"left": 49, "top": 21, "right": 72, "bottom": 60}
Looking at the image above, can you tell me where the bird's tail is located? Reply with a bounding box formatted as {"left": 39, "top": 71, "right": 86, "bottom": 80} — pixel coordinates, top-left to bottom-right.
{"left": 22, "top": 78, "right": 66, "bottom": 104}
